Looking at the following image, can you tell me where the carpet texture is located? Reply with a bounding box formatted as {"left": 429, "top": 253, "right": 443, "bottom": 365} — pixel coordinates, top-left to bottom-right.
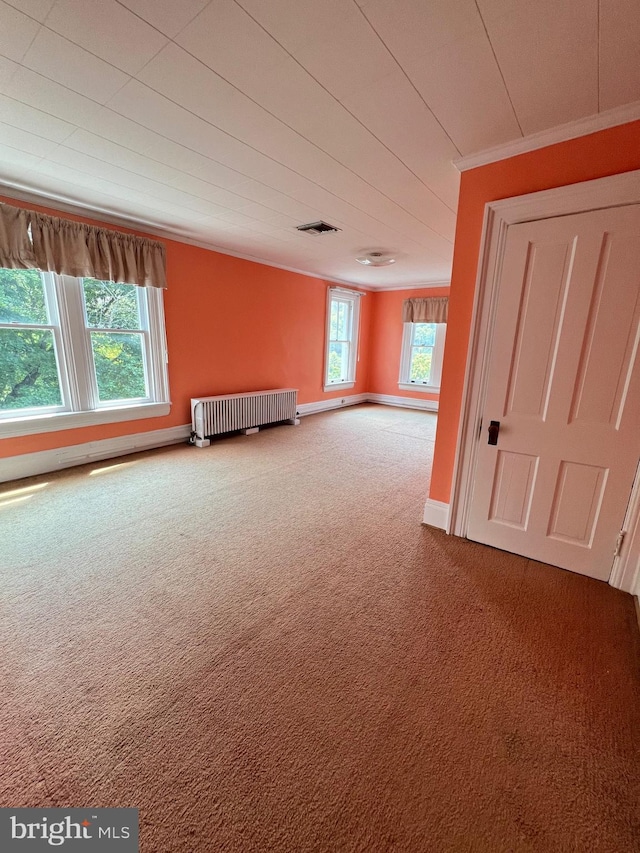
{"left": 0, "top": 405, "right": 639, "bottom": 852}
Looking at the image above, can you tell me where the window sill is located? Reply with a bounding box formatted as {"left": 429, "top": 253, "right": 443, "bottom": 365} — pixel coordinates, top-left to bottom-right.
{"left": 324, "top": 381, "right": 355, "bottom": 392}
{"left": 0, "top": 402, "right": 171, "bottom": 439}
{"left": 398, "top": 383, "right": 440, "bottom": 394}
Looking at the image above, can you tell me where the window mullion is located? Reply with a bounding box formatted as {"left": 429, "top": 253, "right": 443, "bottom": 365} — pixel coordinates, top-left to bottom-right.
{"left": 55, "top": 274, "right": 97, "bottom": 412}
{"left": 40, "top": 272, "right": 75, "bottom": 412}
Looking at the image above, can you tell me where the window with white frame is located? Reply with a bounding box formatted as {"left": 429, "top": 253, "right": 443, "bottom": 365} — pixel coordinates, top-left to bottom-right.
{"left": 399, "top": 322, "right": 446, "bottom": 392}
{"left": 0, "top": 267, "right": 169, "bottom": 437}
{"left": 324, "top": 289, "right": 361, "bottom": 390}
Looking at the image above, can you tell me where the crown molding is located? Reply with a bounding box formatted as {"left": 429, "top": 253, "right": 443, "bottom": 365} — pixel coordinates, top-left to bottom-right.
{"left": 375, "top": 280, "right": 450, "bottom": 292}
{"left": 454, "top": 100, "right": 640, "bottom": 172}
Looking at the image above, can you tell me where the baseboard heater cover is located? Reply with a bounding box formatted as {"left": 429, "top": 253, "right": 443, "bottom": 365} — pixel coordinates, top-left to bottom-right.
{"left": 191, "top": 388, "right": 299, "bottom": 447}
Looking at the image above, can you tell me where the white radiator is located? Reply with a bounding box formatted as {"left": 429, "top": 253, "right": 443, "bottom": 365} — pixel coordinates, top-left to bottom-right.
{"left": 191, "top": 388, "right": 299, "bottom": 447}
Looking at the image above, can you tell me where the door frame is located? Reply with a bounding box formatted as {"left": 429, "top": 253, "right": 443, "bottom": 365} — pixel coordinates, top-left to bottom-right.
{"left": 448, "top": 168, "right": 640, "bottom": 593}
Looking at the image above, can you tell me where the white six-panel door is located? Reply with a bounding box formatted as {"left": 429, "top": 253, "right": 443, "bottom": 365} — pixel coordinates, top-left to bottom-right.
{"left": 467, "top": 205, "right": 640, "bottom": 580}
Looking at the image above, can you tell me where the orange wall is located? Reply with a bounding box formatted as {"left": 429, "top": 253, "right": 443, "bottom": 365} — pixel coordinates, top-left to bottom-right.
{"left": 430, "top": 118, "right": 640, "bottom": 503}
{"left": 369, "top": 286, "right": 449, "bottom": 402}
{"left": 0, "top": 195, "right": 371, "bottom": 459}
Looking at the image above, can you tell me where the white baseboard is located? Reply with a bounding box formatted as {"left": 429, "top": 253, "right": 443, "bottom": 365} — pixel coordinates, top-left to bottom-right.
{"left": 297, "top": 394, "right": 368, "bottom": 416}
{"left": 422, "top": 498, "right": 450, "bottom": 530}
{"left": 367, "top": 393, "right": 438, "bottom": 412}
{"left": 298, "top": 392, "right": 437, "bottom": 417}
{"left": 1, "top": 423, "right": 191, "bottom": 484}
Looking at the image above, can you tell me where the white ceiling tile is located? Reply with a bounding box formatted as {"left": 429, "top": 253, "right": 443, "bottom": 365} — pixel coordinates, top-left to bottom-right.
{"left": 78, "top": 108, "right": 177, "bottom": 158}
{"left": 132, "top": 46, "right": 418, "bottom": 233}
{"left": 357, "top": 0, "right": 481, "bottom": 59}
{"left": 340, "top": 70, "right": 460, "bottom": 210}
{"left": 406, "top": 29, "right": 522, "bottom": 154}
{"left": 45, "top": 0, "right": 168, "bottom": 76}
{"left": 47, "top": 144, "right": 234, "bottom": 217}
{"left": 87, "top": 113, "right": 252, "bottom": 190}
{"left": 252, "top": 1, "right": 398, "bottom": 102}
{"left": 162, "top": 173, "right": 256, "bottom": 211}
{"left": 0, "top": 164, "right": 39, "bottom": 189}
{"left": 216, "top": 210, "right": 262, "bottom": 227}
{"left": 116, "top": 0, "right": 210, "bottom": 38}
{"left": 32, "top": 156, "right": 217, "bottom": 225}
{"left": 0, "top": 121, "right": 59, "bottom": 156}
{"left": 243, "top": 220, "right": 287, "bottom": 236}
{"left": 253, "top": 195, "right": 322, "bottom": 224}
{"left": 229, "top": 201, "right": 287, "bottom": 222}
{"left": 236, "top": 0, "right": 359, "bottom": 54}
{"left": 0, "top": 93, "right": 76, "bottom": 141}
{"left": 0, "top": 141, "right": 43, "bottom": 169}
{"left": 0, "top": 1, "right": 41, "bottom": 62}
{"left": 44, "top": 145, "right": 158, "bottom": 190}
{"left": 0, "top": 54, "right": 17, "bottom": 88}
{"left": 245, "top": 160, "right": 306, "bottom": 188}
{"left": 231, "top": 48, "right": 452, "bottom": 228}
{"left": 135, "top": 43, "right": 263, "bottom": 136}
{"left": 3, "top": 0, "right": 55, "bottom": 22}
{"left": 62, "top": 129, "right": 183, "bottom": 185}
{"left": 1, "top": 66, "right": 103, "bottom": 127}
{"left": 214, "top": 10, "right": 459, "bottom": 227}
{"left": 599, "top": 0, "right": 640, "bottom": 110}
{"left": 277, "top": 84, "right": 457, "bottom": 234}
{"left": 238, "top": 55, "right": 332, "bottom": 134}
{"left": 107, "top": 78, "right": 212, "bottom": 141}
{"left": 246, "top": 208, "right": 299, "bottom": 227}
{"left": 474, "top": 0, "right": 532, "bottom": 22}
{"left": 226, "top": 180, "right": 282, "bottom": 205}
{"left": 176, "top": 0, "right": 288, "bottom": 96}
{"left": 107, "top": 80, "right": 288, "bottom": 184}
{"left": 305, "top": 22, "right": 407, "bottom": 103}
{"left": 481, "top": 0, "right": 598, "bottom": 134}
{"left": 22, "top": 28, "right": 130, "bottom": 103}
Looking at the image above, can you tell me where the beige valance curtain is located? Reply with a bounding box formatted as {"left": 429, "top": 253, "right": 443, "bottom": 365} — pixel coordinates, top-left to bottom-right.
{"left": 402, "top": 296, "right": 448, "bottom": 324}
{"left": 0, "top": 203, "right": 37, "bottom": 269}
{"left": 0, "top": 202, "right": 167, "bottom": 288}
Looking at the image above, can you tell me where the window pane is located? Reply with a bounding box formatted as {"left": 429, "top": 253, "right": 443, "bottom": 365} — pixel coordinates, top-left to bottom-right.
{"left": 330, "top": 299, "right": 351, "bottom": 342}
{"left": 328, "top": 341, "right": 349, "bottom": 382}
{"left": 91, "top": 332, "right": 147, "bottom": 402}
{"left": 412, "top": 323, "right": 436, "bottom": 347}
{"left": 0, "top": 328, "right": 62, "bottom": 410}
{"left": 83, "top": 279, "right": 141, "bottom": 330}
{"left": 410, "top": 346, "right": 433, "bottom": 382}
{"left": 330, "top": 300, "right": 339, "bottom": 339}
{"left": 0, "top": 268, "right": 48, "bottom": 324}
{"left": 336, "top": 302, "right": 348, "bottom": 340}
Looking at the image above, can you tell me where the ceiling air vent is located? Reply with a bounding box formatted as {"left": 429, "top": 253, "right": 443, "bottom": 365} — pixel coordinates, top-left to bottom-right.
{"left": 296, "top": 221, "right": 341, "bottom": 235}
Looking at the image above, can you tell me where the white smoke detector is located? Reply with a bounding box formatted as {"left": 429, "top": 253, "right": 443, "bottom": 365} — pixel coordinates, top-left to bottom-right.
{"left": 355, "top": 251, "right": 396, "bottom": 266}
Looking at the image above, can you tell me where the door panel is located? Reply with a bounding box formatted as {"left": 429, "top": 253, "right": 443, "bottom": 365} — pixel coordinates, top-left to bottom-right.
{"left": 489, "top": 450, "right": 538, "bottom": 529}
{"left": 568, "top": 230, "right": 640, "bottom": 428}
{"left": 504, "top": 238, "right": 574, "bottom": 420}
{"left": 547, "top": 461, "right": 608, "bottom": 547}
{"left": 467, "top": 205, "right": 640, "bottom": 580}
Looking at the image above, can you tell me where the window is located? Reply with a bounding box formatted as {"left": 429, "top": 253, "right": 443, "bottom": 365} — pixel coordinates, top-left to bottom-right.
{"left": 399, "top": 322, "right": 446, "bottom": 392}
{"left": 0, "top": 268, "right": 169, "bottom": 437}
{"left": 324, "top": 289, "right": 361, "bottom": 390}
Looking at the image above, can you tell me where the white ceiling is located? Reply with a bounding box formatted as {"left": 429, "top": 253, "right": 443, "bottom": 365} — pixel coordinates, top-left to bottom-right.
{"left": 0, "top": 0, "right": 639, "bottom": 287}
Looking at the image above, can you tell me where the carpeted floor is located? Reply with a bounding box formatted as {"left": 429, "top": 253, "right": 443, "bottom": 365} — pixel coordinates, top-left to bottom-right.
{"left": 1, "top": 404, "right": 639, "bottom": 852}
